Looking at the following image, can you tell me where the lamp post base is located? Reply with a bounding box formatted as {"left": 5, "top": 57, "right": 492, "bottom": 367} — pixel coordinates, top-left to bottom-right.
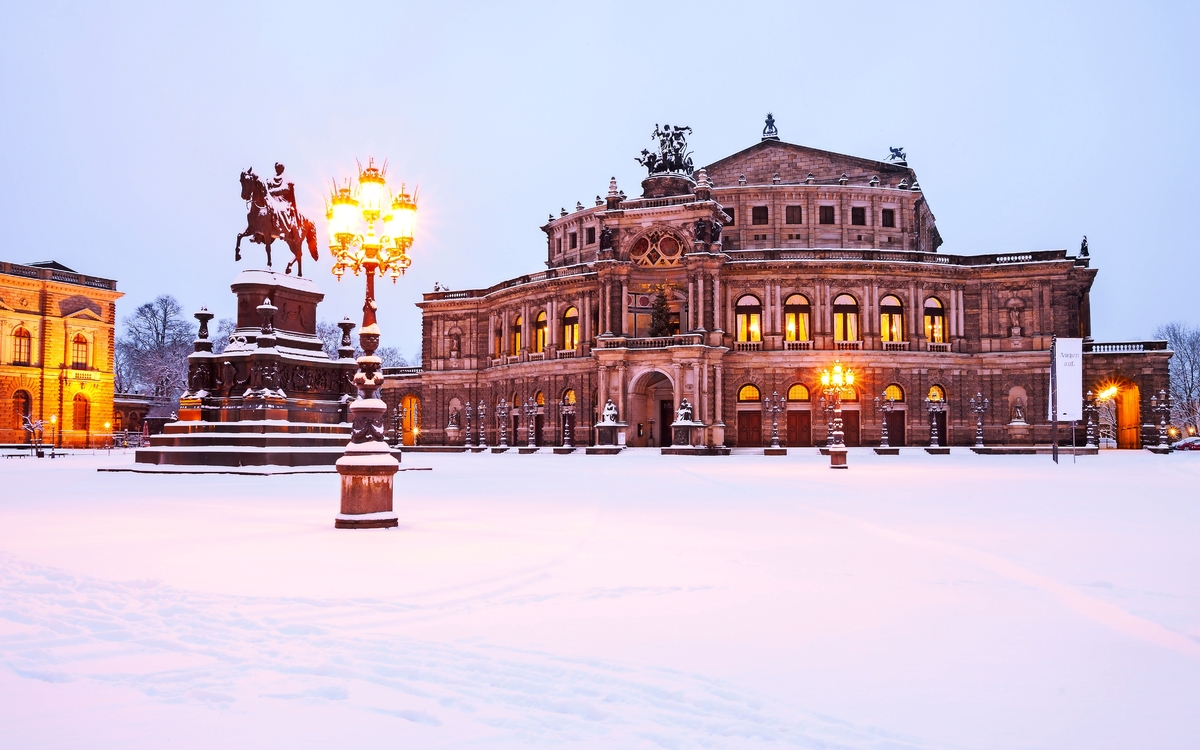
{"left": 335, "top": 450, "right": 399, "bottom": 529}
{"left": 829, "top": 446, "right": 848, "bottom": 468}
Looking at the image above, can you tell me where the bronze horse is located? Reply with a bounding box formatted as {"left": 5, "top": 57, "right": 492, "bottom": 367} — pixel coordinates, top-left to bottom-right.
{"left": 236, "top": 166, "right": 318, "bottom": 276}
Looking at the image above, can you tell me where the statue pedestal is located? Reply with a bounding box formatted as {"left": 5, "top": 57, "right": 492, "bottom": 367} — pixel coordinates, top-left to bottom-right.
{"left": 444, "top": 425, "right": 461, "bottom": 445}
{"left": 335, "top": 398, "right": 398, "bottom": 529}
{"left": 670, "top": 421, "right": 704, "bottom": 448}
{"left": 1005, "top": 421, "right": 1032, "bottom": 444}
{"left": 828, "top": 445, "right": 848, "bottom": 469}
{"left": 587, "top": 422, "right": 626, "bottom": 454}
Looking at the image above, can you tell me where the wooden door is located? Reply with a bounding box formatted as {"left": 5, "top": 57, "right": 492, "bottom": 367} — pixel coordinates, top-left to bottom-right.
{"left": 841, "top": 410, "right": 861, "bottom": 446}
{"left": 535, "top": 414, "right": 544, "bottom": 446}
{"left": 886, "top": 410, "right": 906, "bottom": 446}
{"left": 932, "top": 411, "right": 948, "bottom": 446}
{"left": 659, "top": 399, "right": 674, "bottom": 446}
{"left": 786, "top": 410, "right": 811, "bottom": 446}
{"left": 737, "top": 411, "right": 763, "bottom": 447}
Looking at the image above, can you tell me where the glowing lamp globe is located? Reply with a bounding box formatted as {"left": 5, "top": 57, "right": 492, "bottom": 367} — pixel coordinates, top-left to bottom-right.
{"left": 357, "top": 162, "right": 388, "bottom": 219}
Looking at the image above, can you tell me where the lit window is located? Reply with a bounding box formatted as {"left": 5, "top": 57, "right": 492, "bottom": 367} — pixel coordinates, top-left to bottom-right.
{"left": 738, "top": 384, "right": 761, "bottom": 402}
{"left": 787, "top": 383, "right": 810, "bottom": 401}
{"left": 73, "top": 393, "right": 89, "bottom": 432}
{"left": 735, "top": 295, "right": 762, "bottom": 342}
{"left": 833, "top": 294, "right": 859, "bottom": 341}
{"left": 927, "top": 385, "right": 945, "bottom": 402}
{"left": 851, "top": 207, "right": 866, "bottom": 226}
{"left": 12, "top": 327, "right": 31, "bottom": 365}
{"left": 511, "top": 316, "right": 522, "bottom": 355}
{"left": 884, "top": 384, "right": 904, "bottom": 402}
{"left": 533, "top": 312, "right": 547, "bottom": 353}
{"left": 785, "top": 206, "right": 802, "bottom": 224}
{"left": 535, "top": 391, "right": 545, "bottom": 406}
{"left": 562, "top": 306, "right": 579, "bottom": 350}
{"left": 563, "top": 388, "right": 577, "bottom": 405}
{"left": 819, "top": 206, "right": 835, "bottom": 224}
{"left": 924, "top": 297, "right": 946, "bottom": 343}
{"left": 880, "top": 295, "right": 904, "bottom": 342}
{"left": 71, "top": 334, "right": 88, "bottom": 369}
{"left": 783, "top": 294, "right": 810, "bottom": 341}
{"left": 752, "top": 206, "right": 769, "bottom": 225}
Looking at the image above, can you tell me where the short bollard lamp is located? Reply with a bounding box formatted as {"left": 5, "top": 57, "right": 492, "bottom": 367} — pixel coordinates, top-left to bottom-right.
{"left": 820, "top": 361, "right": 854, "bottom": 469}
{"left": 327, "top": 158, "right": 417, "bottom": 529}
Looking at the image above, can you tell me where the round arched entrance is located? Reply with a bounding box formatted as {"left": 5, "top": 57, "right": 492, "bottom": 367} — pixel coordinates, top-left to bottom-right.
{"left": 627, "top": 369, "right": 674, "bottom": 447}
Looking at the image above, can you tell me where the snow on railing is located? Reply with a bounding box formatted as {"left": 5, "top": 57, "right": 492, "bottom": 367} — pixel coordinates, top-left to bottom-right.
{"left": 1084, "top": 340, "right": 1169, "bottom": 353}
{"left": 598, "top": 334, "right": 704, "bottom": 349}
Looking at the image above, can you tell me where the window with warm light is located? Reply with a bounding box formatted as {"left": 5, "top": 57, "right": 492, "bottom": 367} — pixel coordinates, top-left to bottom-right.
{"left": 884, "top": 384, "right": 904, "bottom": 402}
{"left": 494, "top": 326, "right": 503, "bottom": 357}
{"left": 787, "top": 383, "right": 810, "bottom": 401}
{"left": 738, "top": 384, "right": 761, "bottom": 402}
{"left": 71, "top": 334, "right": 88, "bottom": 369}
{"left": 784, "top": 294, "right": 810, "bottom": 341}
{"left": 924, "top": 297, "right": 946, "bottom": 343}
{"left": 73, "top": 393, "right": 90, "bottom": 432}
{"left": 535, "top": 391, "right": 545, "bottom": 406}
{"left": 510, "top": 316, "right": 522, "bottom": 355}
{"left": 928, "top": 385, "right": 945, "bottom": 402}
{"left": 12, "top": 327, "right": 31, "bottom": 365}
{"left": 12, "top": 390, "right": 32, "bottom": 429}
{"left": 533, "top": 312, "right": 548, "bottom": 353}
{"left": 563, "top": 388, "right": 577, "bottom": 405}
{"left": 562, "top": 307, "right": 579, "bottom": 350}
{"left": 880, "top": 295, "right": 904, "bottom": 342}
{"left": 735, "top": 295, "right": 762, "bottom": 342}
{"left": 833, "top": 294, "right": 859, "bottom": 341}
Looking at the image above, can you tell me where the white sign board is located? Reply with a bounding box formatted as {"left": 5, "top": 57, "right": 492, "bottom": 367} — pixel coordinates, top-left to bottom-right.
{"left": 1049, "top": 338, "right": 1083, "bottom": 421}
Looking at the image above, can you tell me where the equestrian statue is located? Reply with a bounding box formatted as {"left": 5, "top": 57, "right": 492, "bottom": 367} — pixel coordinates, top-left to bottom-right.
{"left": 236, "top": 162, "right": 319, "bottom": 276}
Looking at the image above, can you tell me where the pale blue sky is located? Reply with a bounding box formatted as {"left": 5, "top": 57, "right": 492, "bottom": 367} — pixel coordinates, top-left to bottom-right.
{"left": 2, "top": 1, "right": 1196, "bottom": 359}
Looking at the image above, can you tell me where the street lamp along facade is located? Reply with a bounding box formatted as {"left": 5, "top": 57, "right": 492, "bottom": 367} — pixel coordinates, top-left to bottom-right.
{"left": 328, "top": 158, "right": 418, "bottom": 530}
{"left": 820, "top": 360, "right": 854, "bottom": 468}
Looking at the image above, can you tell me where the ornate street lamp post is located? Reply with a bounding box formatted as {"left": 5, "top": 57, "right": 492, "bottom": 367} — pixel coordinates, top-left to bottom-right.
{"left": 497, "top": 398, "right": 510, "bottom": 449}
{"left": 1084, "top": 390, "right": 1098, "bottom": 449}
{"left": 764, "top": 391, "right": 785, "bottom": 450}
{"left": 477, "top": 400, "right": 488, "bottom": 448}
{"left": 874, "top": 393, "right": 895, "bottom": 449}
{"left": 820, "top": 361, "right": 854, "bottom": 469}
{"left": 326, "top": 158, "right": 417, "bottom": 529}
{"left": 560, "top": 396, "right": 575, "bottom": 449}
{"left": 1151, "top": 389, "right": 1173, "bottom": 449}
{"left": 464, "top": 400, "right": 473, "bottom": 447}
{"left": 969, "top": 392, "right": 990, "bottom": 448}
{"left": 523, "top": 397, "right": 537, "bottom": 448}
{"left": 925, "top": 395, "right": 947, "bottom": 449}
{"left": 819, "top": 395, "right": 834, "bottom": 448}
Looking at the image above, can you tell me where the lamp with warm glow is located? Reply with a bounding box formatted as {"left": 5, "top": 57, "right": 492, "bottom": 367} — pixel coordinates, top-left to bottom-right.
{"left": 818, "top": 360, "right": 854, "bottom": 469}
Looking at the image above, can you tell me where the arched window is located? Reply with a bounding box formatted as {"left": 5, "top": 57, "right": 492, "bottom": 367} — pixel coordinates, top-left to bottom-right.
{"left": 833, "top": 294, "right": 859, "bottom": 342}
{"left": 533, "top": 312, "right": 547, "bottom": 353}
{"left": 884, "top": 384, "right": 904, "bottom": 402}
{"left": 535, "top": 391, "right": 545, "bottom": 406}
{"left": 880, "top": 295, "right": 904, "bottom": 342}
{"left": 787, "top": 383, "right": 810, "bottom": 401}
{"left": 737, "top": 384, "right": 761, "bottom": 402}
{"left": 73, "top": 393, "right": 90, "bottom": 433}
{"left": 114, "top": 413, "right": 123, "bottom": 431}
{"left": 493, "top": 325, "right": 503, "bottom": 358}
{"left": 12, "top": 327, "right": 31, "bottom": 365}
{"left": 562, "top": 306, "right": 579, "bottom": 350}
{"left": 735, "top": 295, "right": 762, "bottom": 342}
{"left": 510, "top": 316, "right": 522, "bottom": 355}
{"left": 840, "top": 387, "right": 859, "bottom": 401}
{"left": 12, "top": 390, "right": 32, "bottom": 430}
{"left": 783, "top": 294, "right": 810, "bottom": 342}
{"left": 71, "top": 334, "right": 89, "bottom": 369}
{"left": 927, "top": 385, "right": 945, "bottom": 402}
{"left": 924, "top": 297, "right": 946, "bottom": 343}
{"left": 562, "top": 388, "right": 577, "bottom": 405}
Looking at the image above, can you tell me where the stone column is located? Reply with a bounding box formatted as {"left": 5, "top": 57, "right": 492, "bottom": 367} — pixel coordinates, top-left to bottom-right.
{"left": 688, "top": 278, "right": 695, "bottom": 331}
{"left": 714, "top": 365, "right": 724, "bottom": 425}
{"left": 598, "top": 365, "right": 608, "bottom": 412}
{"left": 616, "top": 364, "right": 626, "bottom": 419}
{"left": 502, "top": 309, "right": 509, "bottom": 356}
{"left": 713, "top": 274, "right": 722, "bottom": 331}
{"left": 672, "top": 364, "right": 682, "bottom": 413}
{"left": 697, "top": 273, "right": 706, "bottom": 330}
{"left": 620, "top": 281, "right": 629, "bottom": 337}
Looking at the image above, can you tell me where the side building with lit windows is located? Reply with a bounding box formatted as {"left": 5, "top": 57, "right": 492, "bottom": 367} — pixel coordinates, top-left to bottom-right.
{"left": 382, "top": 120, "right": 1170, "bottom": 450}
{"left": 1, "top": 260, "right": 123, "bottom": 447}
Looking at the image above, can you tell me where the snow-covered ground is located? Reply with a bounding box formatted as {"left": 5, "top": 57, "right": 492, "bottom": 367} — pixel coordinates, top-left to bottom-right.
{"left": 1, "top": 448, "right": 1197, "bottom": 749}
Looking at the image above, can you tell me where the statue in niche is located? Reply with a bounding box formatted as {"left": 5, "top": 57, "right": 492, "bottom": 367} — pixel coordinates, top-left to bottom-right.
{"left": 1009, "top": 307, "right": 1021, "bottom": 332}
{"left": 599, "top": 227, "right": 614, "bottom": 250}
{"left": 693, "top": 218, "right": 710, "bottom": 243}
{"left": 601, "top": 399, "right": 619, "bottom": 423}
{"left": 1010, "top": 397, "right": 1027, "bottom": 424}
{"left": 448, "top": 408, "right": 459, "bottom": 427}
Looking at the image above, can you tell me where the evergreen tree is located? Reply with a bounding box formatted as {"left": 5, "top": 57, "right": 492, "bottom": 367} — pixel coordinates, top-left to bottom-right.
{"left": 648, "top": 290, "right": 673, "bottom": 338}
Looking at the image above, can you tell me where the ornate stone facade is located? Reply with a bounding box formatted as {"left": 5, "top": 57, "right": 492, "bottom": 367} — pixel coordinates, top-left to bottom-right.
{"left": 384, "top": 126, "right": 1169, "bottom": 449}
{"left": 1, "top": 260, "right": 122, "bottom": 447}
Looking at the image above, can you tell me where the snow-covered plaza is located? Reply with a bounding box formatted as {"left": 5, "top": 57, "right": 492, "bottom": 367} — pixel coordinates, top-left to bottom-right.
{"left": 1, "top": 449, "right": 1197, "bottom": 749}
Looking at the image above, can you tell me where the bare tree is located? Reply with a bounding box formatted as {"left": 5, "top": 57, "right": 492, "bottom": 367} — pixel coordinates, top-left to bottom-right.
{"left": 377, "top": 346, "right": 406, "bottom": 367}
{"left": 117, "top": 295, "right": 193, "bottom": 403}
{"left": 314, "top": 318, "right": 405, "bottom": 365}
{"left": 212, "top": 318, "right": 236, "bottom": 354}
{"left": 1154, "top": 321, "right": 1200, "bottom": 432}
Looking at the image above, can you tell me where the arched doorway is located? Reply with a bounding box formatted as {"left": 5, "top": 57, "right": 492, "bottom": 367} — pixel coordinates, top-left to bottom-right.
{"left": 736, "top": 384, "right": 762, "bottom": 446}
{"left": 883, "top": 384, "right": 907, "bottom": 446}
{"left": 73, "top": 393, "right": 90, "bottom": 447}
{"left": 12, "top": 390, "right": 32, "bottom": 442}
{"left": 1095, "top": 381, "right": 1140, "bottom": 449}
{"left": 628, "top": 370, "right": 674, "bottom": 447}
{"left": 786, "top": 383, "right": 812, "bottom": 447}
{"left": 400, "top": 395, "right": 420, "bottom": 446}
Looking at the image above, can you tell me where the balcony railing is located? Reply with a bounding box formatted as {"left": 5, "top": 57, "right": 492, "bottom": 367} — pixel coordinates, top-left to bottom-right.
{"left": 381, "top": 366, "right": 423, "bottom": 377}
{"left": 556, "top": 349, "right": 577, "bottom": 359}
{"left": 506, "top": 355, "right": 522, "bottom": 365}
{"left": 784, "top": 340, "right": 813, "bottom": 351}
{"left": 733, "top": 341, "right": 762, "bottom": 352}
{"left": 835, "top": 341, "right": 862, "bottom": 351}
{"left": 1083, "top": 340, "right": 1169, "bottom": 353}
{"left": 528, "top": 352, "right": 545, "bottom": 362}
{"left": 882, "top": 341, "right": 909, "bottom": 351}
{"left": 927, "top": 342, "right": 951, "bottom": 352}
{"left": 598, "top": 334, "right": 704, "bottom": 349}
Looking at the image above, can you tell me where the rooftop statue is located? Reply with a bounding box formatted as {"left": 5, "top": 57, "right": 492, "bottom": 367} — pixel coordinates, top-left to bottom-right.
{"left": 887, "top": 147, "right": 907, "bottom": 164}
{"left": 236, "top": 162, "right": 320, "bottom": 276}
{"left": 762, "top": 113, "right": 779, "bottom": 141}
{"left": 636, "top": 124, "right": 694, "bottom": 176}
